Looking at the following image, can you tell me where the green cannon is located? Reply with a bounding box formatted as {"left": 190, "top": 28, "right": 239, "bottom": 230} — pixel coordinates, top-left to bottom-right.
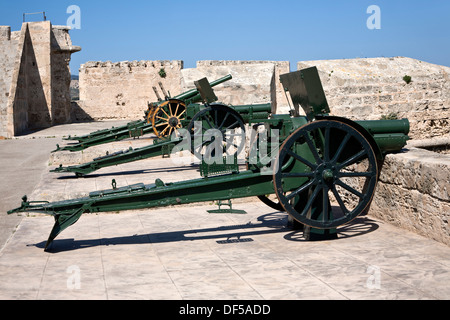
{"left": 54, "top": 74, "right": 234, "bottom": 152}
{"left": 50, "top": 75, "right": 272, "bottom": 177}
{"left": 8, "top": 67, "right": 410, "bottom": 251}
{"left": 51, "top": 102, "right": 271, "bottom": 177}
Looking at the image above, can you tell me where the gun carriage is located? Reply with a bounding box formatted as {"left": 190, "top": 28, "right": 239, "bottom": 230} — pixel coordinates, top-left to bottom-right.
{"left": 8, "top": 67, "right": 410, "bottom": 251}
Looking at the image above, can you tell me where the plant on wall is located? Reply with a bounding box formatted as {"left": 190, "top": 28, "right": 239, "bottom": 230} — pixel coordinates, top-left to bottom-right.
{"left": 403, "top": 75, "right": 412, "bottom": 84}
{"left": 159, "top": 68, "right": 167, "bottom": 78}
{"left": 380, "top": 112, "right": 399, "bottom": 120}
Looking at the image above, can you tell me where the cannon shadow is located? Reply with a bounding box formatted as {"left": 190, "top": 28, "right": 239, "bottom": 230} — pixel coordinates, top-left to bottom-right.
{"left": 31, "top": 213, "right": 379, "bottom": 253}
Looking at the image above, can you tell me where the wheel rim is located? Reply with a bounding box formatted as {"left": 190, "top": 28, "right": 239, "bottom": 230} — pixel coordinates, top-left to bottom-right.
{"left": 151, "top": 100, "right": 186, "bottom": 138}
{"left": 257, "top": 195, "right": 284, "bottom": 211}
{"left": 188, "top": 105, "right": 246, "bottom": 161}
{"left": 273, "top": 120, "right": 379, "bottom": 229}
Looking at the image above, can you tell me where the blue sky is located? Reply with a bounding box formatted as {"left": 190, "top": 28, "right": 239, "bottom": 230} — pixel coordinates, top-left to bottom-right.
{"left": 1, "top": 0, "right": 449, "bottom": 74}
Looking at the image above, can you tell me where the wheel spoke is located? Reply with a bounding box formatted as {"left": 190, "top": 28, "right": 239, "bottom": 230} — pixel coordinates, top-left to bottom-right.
{"left": 282, "top": 172, "right": 314, "bottom": 178}
{"left": 286, "top": 149, "right": 317, "bottom": 169}
{"left": 322, "top": 186, "right": 329, "bottom": 223}
{"left": 304, "top": 133, "right": 322, "bottom": 164}
{"left": 337, "top": 171, "right": 374, "bottom": 178}
{"left": 156, "top": 115, "right": 169, "bottom": 121}
{"left": 286, "top": 179, "right": 314, "bottom": 201}
{"left": 219, "top": 113, "right": 230, "bottom": 130}
{"left": 161, "top": 108, "right": 170, "bottom": 119}
{"left": 331, "top": 133, "right": 351, "bottom": 163}
{"left": 174, "top": 103, "right": 180, "bottom": 117}
{"left": 177, "top": 109, "right": 186, "bottom": 118}
{"left": 338, "top": 149, "right": 367, "bottom": 170}
{"left": 203, "top": 115, "right": 214, "bottom": 130}
{"left": 331, "top": 185, "right": 349, "bottom": 215}
{"left": 335, "top": 179, "right": 364, "bottom": 199}
{"left": 324, "top": 127, "right": 330, "bottom": 162}
{"left": 226, "top": 120, "right": 239, "bottom": 130}
{"left": 302, "top": 185, "right": 321, "bottom": 216}
{"left": 159, "top": 125, "right": 170, "bottom": 136}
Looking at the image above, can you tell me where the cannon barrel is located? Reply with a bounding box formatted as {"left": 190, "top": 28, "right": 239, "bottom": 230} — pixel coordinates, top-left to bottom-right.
{"left": 356, "top": 119, "right": 410, "bottom": 154}
{"left": 231, "top": 103, "right": 272, "bottom": 122}
{"left": 356, "top": 119, "right": 410, "bottom": 135}
{"left": 173, "top": 74, "right": 233, "bottom": 102}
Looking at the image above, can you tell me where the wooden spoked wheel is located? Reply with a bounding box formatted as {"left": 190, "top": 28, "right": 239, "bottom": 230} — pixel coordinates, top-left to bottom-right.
{"left": 151, "top": 100, "right": 187, "bottom": 138}
{"left": 273, "top": 120, "right": 379, "bottom": 229}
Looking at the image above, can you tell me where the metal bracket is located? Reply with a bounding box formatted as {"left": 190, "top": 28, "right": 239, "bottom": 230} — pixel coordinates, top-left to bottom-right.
{"left": 194, "top": 78, "right": 218, "bottom": 104}
{"left": 23, "top": 12, "right": 47, "bottom": 22}
{"left": 207, "top": 200, "right": 247, "bottom": 214}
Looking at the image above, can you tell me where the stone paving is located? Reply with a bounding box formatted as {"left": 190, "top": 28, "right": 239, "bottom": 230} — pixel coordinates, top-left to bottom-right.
{"left": 1, "top": 121, "right": 450, "bottom": 300}
{"left": 2, "top": 203, "right": 450, "bottom": 300}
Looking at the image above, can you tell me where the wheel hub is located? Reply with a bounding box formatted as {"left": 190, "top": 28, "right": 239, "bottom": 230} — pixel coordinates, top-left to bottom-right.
{"left": 168, "top": 117, "right": 179, "bottom": 128}
{"left": 322, "top": 168, "right": 334, "bottom": 181}
{"left": 315, "top": 163, "right": 336, "bottom": 184}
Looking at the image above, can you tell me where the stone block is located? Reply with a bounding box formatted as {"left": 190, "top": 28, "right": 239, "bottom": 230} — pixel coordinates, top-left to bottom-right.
{"left": 369, "top": 148, "right": 450, "bottom": 246}
{"left": 0, "top": 26, "right": 11, "bottom": 40}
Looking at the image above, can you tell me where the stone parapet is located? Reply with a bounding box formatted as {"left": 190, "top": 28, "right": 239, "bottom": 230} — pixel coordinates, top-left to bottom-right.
{"left": 369, "top": 147, "right": 450, "bottom": 246}
{"left": 298, "top": 57, "right": 450, "bottom": 140}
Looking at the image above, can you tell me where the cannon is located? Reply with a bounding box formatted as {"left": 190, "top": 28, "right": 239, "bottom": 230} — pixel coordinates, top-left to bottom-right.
{"left": 50, "top": 78, "right": 272, "bottom": 176}
{"left": 8, "top": 67, "right": 410, "bottom": 251}
{"left": 54, "top": 75, "right": 234, "bottom": 152}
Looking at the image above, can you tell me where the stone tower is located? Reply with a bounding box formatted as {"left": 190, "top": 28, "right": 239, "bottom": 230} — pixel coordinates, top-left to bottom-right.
{"left": 0, "top": 21, "right": 81, "bottom": 138}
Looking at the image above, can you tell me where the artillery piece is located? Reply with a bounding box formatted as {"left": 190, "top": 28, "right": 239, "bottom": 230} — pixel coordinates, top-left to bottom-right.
{"left": 54, "top": 75, "right": 235, "bottom": 152}
{"left": 8, "top": 67, "right": 410, "bottom": 251}
{"left": 51, "top": 77, "right": 272, "bottom": 176}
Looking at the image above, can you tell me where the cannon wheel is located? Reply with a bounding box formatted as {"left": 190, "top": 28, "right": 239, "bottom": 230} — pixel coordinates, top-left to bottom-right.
{"left": 273, "top": 119, "right": 379, "bottom": 229}
{"left": 187, "top": 104, "right": 246, "bottom": 159}
{"left": 151, "top": 99, "right": 187, "bottom": 138}
{"left": 257, "top": 194, "right": 284, "bottom": 211}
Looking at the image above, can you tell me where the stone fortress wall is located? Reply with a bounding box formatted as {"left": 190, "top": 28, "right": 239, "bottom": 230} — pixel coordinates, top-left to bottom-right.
{"left": 75, "top": 57, "right": 449, "bottom": 141}
{"left": 298, "top": 58, "right": 449, "bottom": 141}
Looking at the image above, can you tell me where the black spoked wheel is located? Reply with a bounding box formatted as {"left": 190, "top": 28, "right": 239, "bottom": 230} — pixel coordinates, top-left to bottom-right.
{"left": 273, "top": 120, "right": 379, "bottom": 229}
{"left": 187, "top": 104, "right": 246, "bottom": 161}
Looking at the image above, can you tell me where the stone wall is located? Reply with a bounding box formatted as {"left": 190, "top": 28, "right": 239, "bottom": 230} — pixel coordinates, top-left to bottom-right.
{"left": 76, "top": 60, "right": 290, "bottom": 122}
{"left": 297, "top": 57, "right": 450, "bottom": 140}
{"left": 0, "top": 26, "right": 19, "bottom": 137}
{"left": 370, "top": 147, "right": 450, "bottom": 246}
{"left": 0, "top": 22, "right": 80, "bottom": 138}
{"left": 77, "top": 60, "right": 183, "bottom": 121}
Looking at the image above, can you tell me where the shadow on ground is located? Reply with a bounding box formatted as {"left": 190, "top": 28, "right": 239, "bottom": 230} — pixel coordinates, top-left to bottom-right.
{"left": 29, "top": 213, "right": 379, "bottom": 253}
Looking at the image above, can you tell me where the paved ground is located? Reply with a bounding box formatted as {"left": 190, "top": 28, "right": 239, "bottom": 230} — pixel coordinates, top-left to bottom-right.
{"left": 1, "top": 121, "right": 450, "bottom": 300}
